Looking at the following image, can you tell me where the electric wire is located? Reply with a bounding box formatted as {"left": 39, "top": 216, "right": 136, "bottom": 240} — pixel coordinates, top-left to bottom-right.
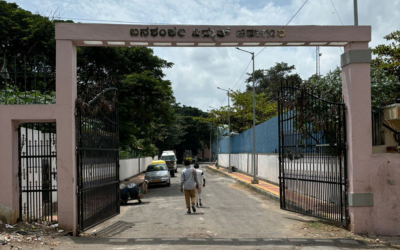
{"left": 329, "top": 0, "right": 344, "bottom": 53}
{"left": 230, "top": 0, "right": 310, "bottom": 106}
{"left": 330, "top": 0, "right": 344, "bottom": 25}
{"left": 255, "top": 0, "right": 309, "bottom": 58}
{"left": 286, "top": 0, "right": 309, "bottom": 26}
{"left": 219, "top": 58, "right": 252, "bottom": 106}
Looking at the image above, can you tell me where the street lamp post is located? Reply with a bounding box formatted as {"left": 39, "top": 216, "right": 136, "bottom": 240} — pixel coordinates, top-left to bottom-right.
{"left": 209, "top": 106, "right": 219, "bottom": 168}
{"left": 235, "top": 47, "right": 258, "bottom": 184}
{"left": 217, "top": 87, "right": 232, "bottom": 173}
{"left": 209, "top": 123, "right": 212, "bottom": 163}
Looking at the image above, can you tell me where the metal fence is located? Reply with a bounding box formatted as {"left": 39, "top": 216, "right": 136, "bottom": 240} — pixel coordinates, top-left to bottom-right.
{"left": 0, "top": 56, "right": 55, "bottom": 105}
{"left": 76, "top": 87, "right": 119, "bottom": 232}
{"left": 278, "top": 81, "right": 348, "bottom": 224}
{"left": 18, "top": 123, "right": 57, "bottom": 223}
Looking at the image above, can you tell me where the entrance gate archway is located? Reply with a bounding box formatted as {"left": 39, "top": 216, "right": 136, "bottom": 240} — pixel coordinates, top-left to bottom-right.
{"left": 0, "top": 23, "right": 376, "bottom": 236}
{"left": 54, "top": 23, "right": 372, "bottom": 234}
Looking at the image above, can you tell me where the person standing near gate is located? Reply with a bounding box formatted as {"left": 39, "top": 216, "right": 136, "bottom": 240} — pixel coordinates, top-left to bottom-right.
{"left": 194, "top": 163, "right": 205, "bottom": 207}
{"left": 180, "top": 159, "right": 199, "bottom": 214}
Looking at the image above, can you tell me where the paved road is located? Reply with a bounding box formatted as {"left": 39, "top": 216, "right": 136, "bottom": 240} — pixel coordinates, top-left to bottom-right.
{"left": 57, "top": 164, "right": 394, "bottom": 249}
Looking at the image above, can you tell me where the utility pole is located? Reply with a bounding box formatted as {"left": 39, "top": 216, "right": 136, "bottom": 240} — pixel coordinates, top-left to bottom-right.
{"left": 217, "top": 87, "right": 231, "bottom": 173}
{"left": 236, "top": 47, "right": 258, "bottom": 184}
{"left": 209, "top": 123, "right": 212, "bottom": 163}
{"left": 209, "top": 106, "right": 220, "bottom": 168}
{"left": 354, "top": 0, "right": 358, "bottom": 25}
{"left": 316, "top": 46, "right": 321, "bottom": 77}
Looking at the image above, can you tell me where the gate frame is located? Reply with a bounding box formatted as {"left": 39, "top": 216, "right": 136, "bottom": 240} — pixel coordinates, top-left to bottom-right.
{"left": 3, "top": 23, "right": 392, "bottom": 235}
{"left": 18, "top": 122, "right": 58, "bottom": 223}
{"left": 76, "top": 87, "right": 120, "bottom": 233}
{"left": 278, "top": 82, "right": 348, "bottom": 224}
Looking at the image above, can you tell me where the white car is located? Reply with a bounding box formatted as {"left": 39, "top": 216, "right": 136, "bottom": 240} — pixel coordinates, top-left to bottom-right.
{"left": 144, "top": 161, "right": 171, "bottom": 187}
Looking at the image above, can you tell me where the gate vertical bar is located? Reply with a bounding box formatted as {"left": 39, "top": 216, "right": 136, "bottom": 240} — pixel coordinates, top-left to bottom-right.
{"left": 18, "top": 125, "right": 22, "bottom": 221}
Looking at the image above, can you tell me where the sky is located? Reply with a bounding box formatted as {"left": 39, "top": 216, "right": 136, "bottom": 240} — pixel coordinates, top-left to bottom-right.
{"left": 8, "top": 0, "right": 400, "bottom": 112}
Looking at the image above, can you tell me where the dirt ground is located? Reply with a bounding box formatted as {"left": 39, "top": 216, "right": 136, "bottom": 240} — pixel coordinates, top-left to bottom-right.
{"left": 0, "top": 219, "right": 69, "bottom": 249}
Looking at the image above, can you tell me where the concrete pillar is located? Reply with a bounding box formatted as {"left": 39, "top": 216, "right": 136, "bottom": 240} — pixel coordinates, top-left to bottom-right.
{"left": 341, "top": 42, "right": 373, "bottom": 233}
{"left": 55, "top": 40, "right": 77, "bottom": 233}
{"left": 0, "top": 116, "right": 19, "bottom": 223}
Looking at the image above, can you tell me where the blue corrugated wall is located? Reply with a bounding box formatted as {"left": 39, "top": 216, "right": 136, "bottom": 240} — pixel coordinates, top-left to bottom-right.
{"left": 219, "top": 115, "right": 279, "bottom": 154}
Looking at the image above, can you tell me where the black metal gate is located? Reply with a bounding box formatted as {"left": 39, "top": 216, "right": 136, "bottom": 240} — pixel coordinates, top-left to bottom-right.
{"left": 76, "top": 87, "right": 119, "bottom": 233}
{"left": 278, "top": 82, "right": 348, "bottom": 223}
{"left": 18, "top": 123, "right": 57, "bottom": 223}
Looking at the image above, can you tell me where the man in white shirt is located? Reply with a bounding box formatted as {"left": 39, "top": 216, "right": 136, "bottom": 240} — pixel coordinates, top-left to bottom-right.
{"left": 194, "top": 163, "right": 205, "bottom": 207}
{"left": 180, "top": 160, "right": 199, "bottom": 214}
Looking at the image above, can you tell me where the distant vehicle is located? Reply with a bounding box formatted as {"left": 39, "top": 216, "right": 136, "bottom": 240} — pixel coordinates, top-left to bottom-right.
{"left": 183, "top": 150, "right": 192, "bottom": 163}
{"left": 192, "top": 156, "right": 197, "bottom": 163}
{"left": 160, "top": 151, "right": 177, "bottom": 177}
{"left": 144, "top": 160, "right": 171, "bottom": 187}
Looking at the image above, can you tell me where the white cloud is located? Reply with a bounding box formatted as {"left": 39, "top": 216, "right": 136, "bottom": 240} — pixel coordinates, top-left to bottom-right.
{"left": 10, "top": 0, "right": 400, "bottom": 111}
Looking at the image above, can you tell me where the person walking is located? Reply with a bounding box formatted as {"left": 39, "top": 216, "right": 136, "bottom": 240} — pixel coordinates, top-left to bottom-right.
{"left": 180, "top": 159, "right": 199, "bottom": 214}
{"left": 194, "top": 163, "right": 205, "bottom": 207}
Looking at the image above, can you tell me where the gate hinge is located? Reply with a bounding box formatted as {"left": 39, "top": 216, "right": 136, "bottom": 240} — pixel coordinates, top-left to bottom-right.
{"left": 75, "top": 146, "right": 78, "bottom": 154}
{"left": 76, "top": 186, "right": 79, "bottom": 194}
{"left": 345, "top": 179, "right": 349, "bottom": 188}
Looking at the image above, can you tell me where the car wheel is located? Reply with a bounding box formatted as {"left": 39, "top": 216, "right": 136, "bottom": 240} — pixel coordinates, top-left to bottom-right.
{"left": 175, "top": 168, "right": 178, "bottom": 173}
{"left": 170, "top": 170, "right": 175, "bottom": 177}
{"left": 167, "top": 180, "right": 171, "bottom": 187}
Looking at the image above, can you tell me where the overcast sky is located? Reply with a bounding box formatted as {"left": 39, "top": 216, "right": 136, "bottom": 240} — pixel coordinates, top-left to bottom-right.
{"left": 9, "top": 0, "right": 400, "bottom": 112}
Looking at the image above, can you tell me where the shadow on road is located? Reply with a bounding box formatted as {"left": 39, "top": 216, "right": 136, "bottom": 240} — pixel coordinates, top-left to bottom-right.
{"left": 121, "top": 201, "right": 151, "bottom": 206}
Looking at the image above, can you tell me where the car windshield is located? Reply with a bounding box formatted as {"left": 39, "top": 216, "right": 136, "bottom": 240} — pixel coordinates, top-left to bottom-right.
{"left": 161, "top": 156, "right": 175, "bottom": 161}
{"left": 146, "top": 164, "right": 167, "bottom": 172}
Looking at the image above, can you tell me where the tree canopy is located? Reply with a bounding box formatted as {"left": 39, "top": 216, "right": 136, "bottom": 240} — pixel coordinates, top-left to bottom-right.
{"left": 173, "top": 105, "right": 210, "bottom": 160}
{"left": 1, "top": 1, "right": 213, "bottom": 158}
{"left": 245, "top": 62, "right": 302, "bottom": 101}
{"left": 201, "top": 90, "right": 278, "bottom": 134}
{"left": 372, "top": 30, "right": 400, "bottom": 81}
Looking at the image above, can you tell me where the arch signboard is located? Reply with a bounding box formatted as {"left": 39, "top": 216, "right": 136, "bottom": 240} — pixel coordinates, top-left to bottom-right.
{"left": 55, "top": 23, "right": 370, "bottom": 47}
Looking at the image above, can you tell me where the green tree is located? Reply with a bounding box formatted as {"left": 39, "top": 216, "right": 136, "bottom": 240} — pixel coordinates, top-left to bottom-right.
{"left": 0, "top": 1, "right": 56, "bottom": 58}
{"left": 305, "top": 67, "right": 400, "bottom": 113}
{"left": 202, "top": 90, "right": 278, "bottom": 134}
{"left": 75, "top": 47, "right": 177, "bottom": 156}
{"left": 372, "top": 30, "right": 400, "bottom": 103}
{"left": 245, "top": 62, "right": 302, "bottom": 101}
{"left": 372, "top": 30, "right": 400, "bottom": 81}
{"left": 118, "top": 71, "right": 176, "bottom": 157}
{"left": 173, "top": 105, "right": 210, "bottom": 161}
{"left": 0, "top": 1, "right": 180, "bottom": 157}
{"left": 0, "top": 1, "right": 67, "bottom": 93}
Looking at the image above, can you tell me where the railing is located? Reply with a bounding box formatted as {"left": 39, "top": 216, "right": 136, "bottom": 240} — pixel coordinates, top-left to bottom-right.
{"left": 0, "top": 56, "right": 55, "bottom": 105}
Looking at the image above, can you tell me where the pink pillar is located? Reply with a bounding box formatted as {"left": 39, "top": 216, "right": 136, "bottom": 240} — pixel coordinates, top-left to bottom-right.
{"left": 0, "top": 118, "right": 19, "bottom": 223}
{"left": 55, "top": 40, "right": 77, "bottom": 233}
{"left": 341, "top": 42, "right": 373, "bottom": 233}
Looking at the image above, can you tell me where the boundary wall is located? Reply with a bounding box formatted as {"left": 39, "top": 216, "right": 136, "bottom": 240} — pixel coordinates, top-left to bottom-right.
{"left": 219, "top": 115, "right": 278, "bottom": 154}
{"left": 218, "top": 153, "right": 279, "bottom": 185}
{"left": 119, "top": 156, "right": 157, "bottom": 181}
